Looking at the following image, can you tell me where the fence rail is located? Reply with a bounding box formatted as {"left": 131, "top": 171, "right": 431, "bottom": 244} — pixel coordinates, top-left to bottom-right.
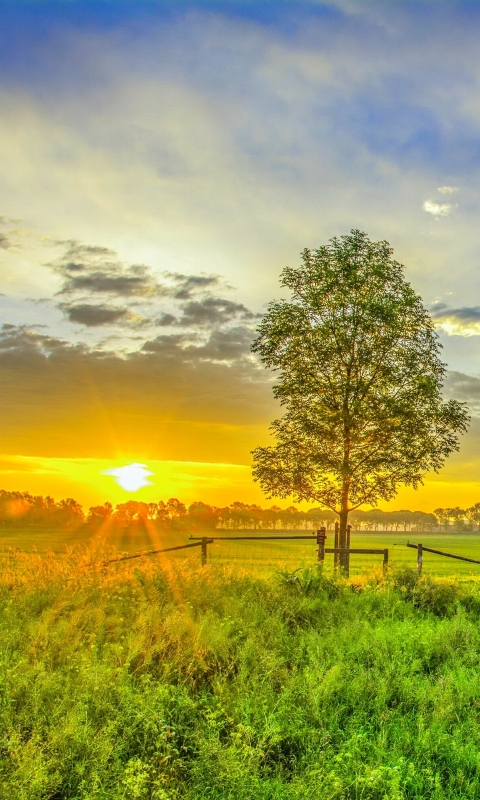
{"left": 105, "top": 539, "right": 213, "bottom": 567}
{"left": 407, "top": 541, "right": 480, "bottom": 575}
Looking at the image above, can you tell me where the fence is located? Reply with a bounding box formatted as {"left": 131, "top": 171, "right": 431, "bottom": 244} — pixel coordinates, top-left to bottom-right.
{"left": 99, "top": 526, "right": 390, "bottom": 576}
{"left": 94, "top": 536, "right": 480, "bottom": 579}
{"left": 190, "top": 526, "right": 389, "bottom": 577}
{"left": 407, "top": 541, "right": 480, "bottom": 576}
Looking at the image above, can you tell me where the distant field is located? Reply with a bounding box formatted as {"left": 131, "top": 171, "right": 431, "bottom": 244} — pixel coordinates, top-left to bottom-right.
{"left": 0, "top": 524, "right": 186, "bottom": 555}
{"left": 3, "top": 525, "right": 480, "bottom": 579}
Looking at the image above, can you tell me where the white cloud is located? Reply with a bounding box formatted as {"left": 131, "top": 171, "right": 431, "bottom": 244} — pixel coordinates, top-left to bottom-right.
{"left": 422, "top": 200, "right": 455, "bottom": 217}
{"left": 435, "top": 319, "right": 480, "bottom": 337}
{"left": 438, "top": 186, "right": 460, "bottom": 194}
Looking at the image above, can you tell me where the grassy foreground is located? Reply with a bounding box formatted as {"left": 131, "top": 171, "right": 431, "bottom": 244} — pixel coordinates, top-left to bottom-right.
{"left": 3, "top": 552, "right": 480, "bottom": 798}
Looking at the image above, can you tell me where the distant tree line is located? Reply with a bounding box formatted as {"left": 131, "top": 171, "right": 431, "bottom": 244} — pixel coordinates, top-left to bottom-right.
{"left": 1, "top": 489, "right": 479, "bottom": 532}
{"left": 433, "top": 504, "right": 480, "bottom": 531}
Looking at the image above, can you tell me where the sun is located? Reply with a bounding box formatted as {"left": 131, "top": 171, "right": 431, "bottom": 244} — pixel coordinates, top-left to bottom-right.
{"left": 101, "top": 463, "right": 154, "bottom": 492}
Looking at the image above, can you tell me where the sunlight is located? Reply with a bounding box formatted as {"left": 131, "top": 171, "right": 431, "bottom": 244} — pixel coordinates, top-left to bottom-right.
{"left": 101, "top": 463, "right": 154, "bottom": 492}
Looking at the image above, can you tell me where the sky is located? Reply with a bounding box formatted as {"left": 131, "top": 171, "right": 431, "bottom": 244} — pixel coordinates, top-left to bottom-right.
{"left": 2, "top": 0, "right": 480, "bottom": 510}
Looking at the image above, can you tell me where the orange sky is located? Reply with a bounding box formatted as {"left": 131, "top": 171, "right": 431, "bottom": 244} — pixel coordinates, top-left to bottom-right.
{"left": 1, "top": 445, "right": 480, "bottom": 514}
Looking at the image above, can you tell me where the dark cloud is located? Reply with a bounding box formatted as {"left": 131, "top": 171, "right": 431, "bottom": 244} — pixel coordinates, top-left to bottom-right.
{"left": 177, "top": 297, "right": 256, "bottom": 327}
{"left": 61, "top": 303, "right": 130, "bottom": 327}
{"left": 61, "top": 269, "right": 154, "bottom": 297}
{"left": 443, "top": 370, "right": 480, "bottom": 416}
{"left": 0, "top": 323, "right": 81, "bottom": 354}
{"left": 187, "top": 327, "right": 254, "bottom": 362}
{"left": 0, "top": 323, "right": 275, "bottom": 460}
{"left": 50, "top": 240, "right": 164, "bottom": 298}
{"left": 156, "top": 297, "right": 257, "bottom": 329}
{"left": 142, "top": 326, "right": 254, "bottom": 364}
{"left": 157, "top": 313, "right": 178, "bottom": 327}
{"left": 166, "top": 272, "right": 222, "bottom": 301}
{"left": 431, "top": 303, "right": 480, "bottom": 324}
{"left": 50, "top": 241, "right": 224, "bottom": 304}
{"left": 45, "top": 237, "right": 261, "bottom": 337}
{"left": 141, "top": 333, "right": 188, "bottom": 355}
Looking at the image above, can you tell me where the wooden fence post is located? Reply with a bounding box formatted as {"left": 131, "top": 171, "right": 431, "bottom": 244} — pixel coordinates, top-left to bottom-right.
{"left": 316, "top": 528, "right": 326, "bottom": 562}
{"left": 383, "top": 549, "right": 388, "bottom": 573}
{"left": 417, "top": 543, "right": 423, "bottom": 576}
{"left": 201, "top": 537, "right": 208, "bottom": 567}
{"left": 345, "top": 525, "right": 351, "bottom": 577}
{"left": 334, "top": 522, "right": 339, "bottom": 569}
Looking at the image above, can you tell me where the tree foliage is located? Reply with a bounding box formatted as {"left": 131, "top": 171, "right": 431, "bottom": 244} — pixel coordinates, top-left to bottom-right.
{"left": 251, "top": 230, "right": 469, "bottom": 556}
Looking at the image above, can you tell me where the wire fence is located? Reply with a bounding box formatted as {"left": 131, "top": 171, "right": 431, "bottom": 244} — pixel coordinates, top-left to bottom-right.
{"left": 198, "top": 536, "right": 318, "bottom": 572}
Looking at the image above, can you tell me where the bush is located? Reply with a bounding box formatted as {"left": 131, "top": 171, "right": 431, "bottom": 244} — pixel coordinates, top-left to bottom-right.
{"left": 393, "top": 567, "right": 462, "bottom": 617}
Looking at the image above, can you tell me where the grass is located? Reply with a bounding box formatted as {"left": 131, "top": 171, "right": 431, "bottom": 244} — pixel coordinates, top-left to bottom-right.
{"left": 3, "top": 549, "right": 480, "bottom": 798}
{"left": 205, "top": 532, "right": 480, "bottom": 579}
{"left": 4, "top": 527, "right": 480, "bottom": 580}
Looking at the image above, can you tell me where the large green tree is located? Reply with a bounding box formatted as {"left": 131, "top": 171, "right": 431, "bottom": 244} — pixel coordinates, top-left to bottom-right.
{"left": 252, "top": 230, "right": 469, "bottom": 567}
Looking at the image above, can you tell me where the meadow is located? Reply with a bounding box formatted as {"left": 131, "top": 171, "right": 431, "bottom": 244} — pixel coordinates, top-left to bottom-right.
{"left": 3, "top": 526, "right": 480, "bottom": 580}
{"left": 4, "top": 545, "right": 480, "bottom": 799}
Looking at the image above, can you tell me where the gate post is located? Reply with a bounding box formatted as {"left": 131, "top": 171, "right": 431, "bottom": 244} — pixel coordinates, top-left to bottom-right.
{"left": 316, "top": 527, "right": 326, "bottom": 562}
{"left": 334, "top": 521, "right": 339, "bottom": 569}
{"left": 417, "top": 543, "right": 423, "bottom": 576}
{"left": 201, "top": 537, "right": 208, "bottom": 567}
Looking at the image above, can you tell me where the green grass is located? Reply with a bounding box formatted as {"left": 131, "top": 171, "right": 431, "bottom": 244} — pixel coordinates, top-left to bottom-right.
{"left": 3, "top": 552, "right": 480, "bottom": 798}
{"left": 205, "top": 532, "right": 480, "bottom": 580}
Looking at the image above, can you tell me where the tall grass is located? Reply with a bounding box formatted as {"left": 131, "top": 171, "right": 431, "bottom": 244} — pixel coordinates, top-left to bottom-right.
{"left": 2, "top": 549, "right": 480, "bottom": 799}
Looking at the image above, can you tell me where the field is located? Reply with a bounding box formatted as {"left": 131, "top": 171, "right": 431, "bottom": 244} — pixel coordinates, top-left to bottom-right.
{"left": 3, "top": 526, "right": 480, "bottom": 580}
{"left": 3, "top": 549, "right": 480, "bottom": 799}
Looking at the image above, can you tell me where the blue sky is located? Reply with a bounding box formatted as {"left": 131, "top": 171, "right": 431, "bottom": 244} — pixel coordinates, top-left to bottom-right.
{"left": 2, "top": 0, "right": 480, "bottom": 507}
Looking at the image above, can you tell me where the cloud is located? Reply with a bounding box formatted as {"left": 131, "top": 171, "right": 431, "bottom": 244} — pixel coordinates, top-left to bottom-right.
{"left": 0, "top": 215, "right": 15, "bottom": 249}
{"left": 141, "top": 325, "right": 255, "bottom": 363}
{"left": 157, "top": 312, "right": 178, "bottom": 327}
{"left": 422, "top": 200, "right": 455, "bottom": 217}
{"left": 443, "top": 371, "right": 480, "bottom": 417}
{"left": 158, "top": 296, "right": 256, "bottom": 328}
{"left": 40, "top": 236, "right": 245, "bottom": 334}
{"left": 0, "top": 322, "right": 275, "bottom": 460}
{"left": 185, "top": 327, "right": 256, "bottom": 362}
{"left": 438, "top": 186, "right": 459, "bottom": 195}
{"left": 166, "top": 273, "right": 223, "bottom": 301}
{"left": 4, "top": 5, "right": 480, "bottom": 322}
{"left": 60, "top": 303, "right": 130, "bottom": 327}
{"left": 50, "top": 240, "right": 163, "bottom": 298}
{"left": 431, "top": 303, "right": 480, "bottom": 336}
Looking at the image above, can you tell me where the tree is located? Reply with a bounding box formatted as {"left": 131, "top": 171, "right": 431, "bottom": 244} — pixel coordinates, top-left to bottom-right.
{"left": 466, "top": 502, "right": 480, "bottom": 531}
{"left": 188, "top": 501, "right": 219, "bottom": 531}
{"left": 251, "top": 230, "right": 469, "bottom": 569}
{"left": 434, "top": 507, "right": 450, "bottom": 529}
{"left": 434, "top": 506, "right": 466, "bottom": 531}
{"left": 87, "top": 502, "right": 113, "bottom": 526}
